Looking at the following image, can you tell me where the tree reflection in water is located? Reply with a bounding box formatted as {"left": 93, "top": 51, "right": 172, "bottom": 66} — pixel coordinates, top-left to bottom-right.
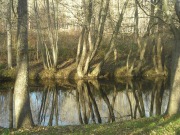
{"left": 0, "top": 78, "right": 170, "bottom": 128}
{"left": 35, "top": 85, "right": 59, "bottom": 126}
{"left": 76, "top": 80, "right": 102, "bottom": 124}
{"left": 8, "top": 87, "right": 13, "bottom": 128}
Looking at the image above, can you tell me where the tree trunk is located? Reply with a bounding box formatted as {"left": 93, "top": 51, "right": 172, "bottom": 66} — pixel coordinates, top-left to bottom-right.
{"left": 14, "top": 0, "right": 34, "bottom": 128}
{"left": 134, "top": 0, "right": 139, "bottom": 42}
{"left": 145, "top": 0, "right": 155, "bottom": 36}
{"left": 167, "top": 0, "right": 180, "bottom": 115}
{"left": 7, "top": 0, "right": 12, "bottom": 68}
{"left": 134, "top": 38, "right": 147, "bottom": 76}
{"left": 155, "top": 0, "right": 164, "bottom": 74}
{"left": 76, "top": 0, "right": 109, "bottom": 78}
{"left": 168, "top": 33, "right": 180, "bottom": 115}
{"left": 90, "top": 0, "right": 129, "bottom": 77}
{"left": 45, "top": 0, "right": 59, "bottom": 69}
{"left": 155, "top": 34, "right": 164, "bottom": 74}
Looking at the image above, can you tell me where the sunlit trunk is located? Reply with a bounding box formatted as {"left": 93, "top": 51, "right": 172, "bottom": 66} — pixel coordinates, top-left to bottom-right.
{"left": 33, "top": 0, "right": 47, "bottom": 68}
{"left": 76, "top": 0, "right": 110, "bottom": 78}
{"left": 134, "top": 38, "right": 147, "bottom": 76}
{"left": 7, "top": 0, "right": 12, "bottom": 68}
{"left": 33, "top": 0, "right": 59, "bottom": 69}
{"left": 14, "top": 0, "right": 34, "bottom": 128}
{"left": 90, "top": 0, "right": 129, "bottom": 77}
{"left": 153, "top": 0, "right": 164, "bottom": 74}
{"left": 46, "top": 0, "right": 59, "bottom": 69}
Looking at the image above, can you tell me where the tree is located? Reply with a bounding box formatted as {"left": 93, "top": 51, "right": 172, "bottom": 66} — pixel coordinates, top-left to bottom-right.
{"left": 14, "top": 0, "right": 34, "bottom": 128}
{"left": 32, "top": 0, "right": 59, "bottom": 70}
{"left": 76, "top": 0, "right": 110, "bottom": 78}
{"left": 44, "top": 0, "right": 59, "bottom": 69}
{"left": 153, "top": 0, "right": 164, "bottom": 75}
{"left": 167, "top": 0, "right": 180, "bottom": 115}
{"left": 6, "top": 0, "right": 12, "bottom": 68}
{"left": 134, "top": 0, "right": 166, "bottom": 76}
{"left": 175, "top": 0, "right": 180, "bottom": 22}
{"left": 90, "top": 0, "right": 130, "bottom": 77}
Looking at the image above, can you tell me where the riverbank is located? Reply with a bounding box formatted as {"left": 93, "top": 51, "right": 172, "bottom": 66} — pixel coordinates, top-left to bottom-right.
{"left": 0, "top": 114, "right": 179, "bottom": 135}
{"left": 0, "top": 59, "right": 168, "bottom": 82}
{"left": 0, "top": 30, "right": 172, "bottom": 81}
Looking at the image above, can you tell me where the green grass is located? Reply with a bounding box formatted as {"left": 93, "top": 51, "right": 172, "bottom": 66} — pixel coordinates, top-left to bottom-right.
{"left": 1, "top": 114, "right": 179, "bottom": 135}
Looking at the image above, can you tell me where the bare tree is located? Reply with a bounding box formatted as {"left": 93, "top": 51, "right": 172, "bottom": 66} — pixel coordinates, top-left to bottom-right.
{"left": 33, "top": 0, "right": 59, "bottom": 69}
{"left": 76, "top": 0, "right": 110, "bottom": 78}
{"left": 90, "top": 0, "right": 130, "bottom": 77}
{"left": 45, "top": 0, "right": 59, "bottom": 69}
{"left": 14, "top": 0, "right": 34, "bottom": 128}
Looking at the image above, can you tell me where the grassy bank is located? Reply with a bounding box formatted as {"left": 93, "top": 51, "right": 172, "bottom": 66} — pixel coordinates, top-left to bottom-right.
{"left": 1, "top": 114, "right": 179, "bottom": 135}
{"left": 0, "top": 60, "right": 169, "bottom": 81}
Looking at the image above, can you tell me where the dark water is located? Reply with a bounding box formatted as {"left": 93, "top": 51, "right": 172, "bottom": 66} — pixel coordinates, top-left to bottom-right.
{"left": 0, "top": 78, "right": 169, "bottom": 128}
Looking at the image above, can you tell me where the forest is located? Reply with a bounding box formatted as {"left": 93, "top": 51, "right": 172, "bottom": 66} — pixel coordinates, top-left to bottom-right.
{"left": 0, "top": 0, "right": 180, "bottom": 133}
{"left": 0, "top": 0, "right": 179, "bottom": 79}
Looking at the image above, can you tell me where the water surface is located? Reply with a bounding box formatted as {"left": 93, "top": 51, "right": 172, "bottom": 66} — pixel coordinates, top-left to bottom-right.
{"left": 0, "top": 78, "right": 169, "bottom": 128}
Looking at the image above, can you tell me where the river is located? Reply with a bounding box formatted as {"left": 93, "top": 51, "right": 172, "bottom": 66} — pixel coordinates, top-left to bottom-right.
{"left": 0, "top": 78, "right": 169, "bottom": 128}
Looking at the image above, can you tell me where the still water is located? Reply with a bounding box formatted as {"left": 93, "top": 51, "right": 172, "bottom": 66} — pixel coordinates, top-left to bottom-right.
{"left": 0, "top": 78, "right": 169, "bottom": 128}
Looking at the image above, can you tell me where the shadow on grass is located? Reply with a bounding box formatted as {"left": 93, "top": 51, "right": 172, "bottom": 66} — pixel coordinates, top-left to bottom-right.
{"left": 0, "top": 114, "right": 179, "bottom": 135}
{"left": 134, "top": 114, "right": 180, "bottom": 135}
